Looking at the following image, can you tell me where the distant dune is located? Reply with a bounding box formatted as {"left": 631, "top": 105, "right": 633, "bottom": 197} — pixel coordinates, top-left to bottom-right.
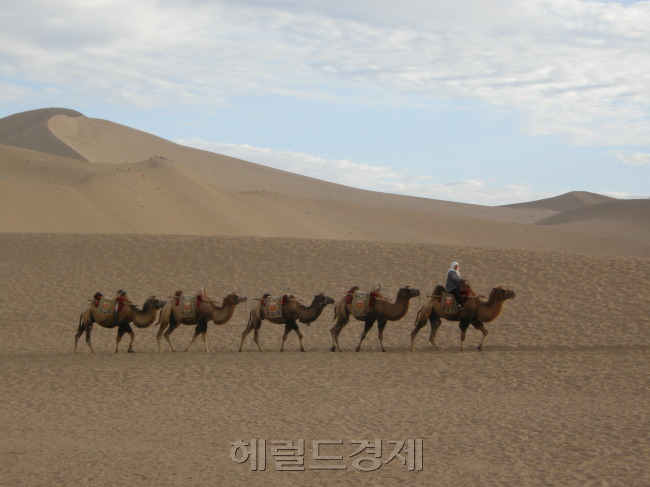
{"left": 1, "top": 108, "right": 648, "bottom": 257}
{"left": 502, "top": 190, "right": 616, "bottom": 212}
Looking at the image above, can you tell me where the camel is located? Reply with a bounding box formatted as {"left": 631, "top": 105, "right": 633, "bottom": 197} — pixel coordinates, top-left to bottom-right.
{"left": 238, "top": 293, "right": 335, "bottom": 352}
{"left": 330, "top": 285, "right": 421, "bottom": 352}
{"left": 156, "top": 291, "right": 248, "bottom": 352}
{"left": 75, "top": 295, "right": 166, "bottom": 353}
{"left": 410, "top": 283, "right": 516, "bottom": 352}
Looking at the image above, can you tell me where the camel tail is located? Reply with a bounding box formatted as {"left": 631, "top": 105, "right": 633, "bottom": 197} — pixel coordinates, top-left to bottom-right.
{"left": 77, "top": 314, "right": 84, "bottom": 333}
{"left": 414, "top": 307, "right": 422, "bottom": 325}
{"left": 331, "top": 306, "right": 338, "bottom": 324}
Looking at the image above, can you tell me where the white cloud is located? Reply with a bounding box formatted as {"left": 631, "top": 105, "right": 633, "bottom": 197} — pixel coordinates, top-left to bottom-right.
{"left": 177, "top": 137, "right": 549, "bottom": 205}
{"left": 2, "top": 0, "right": 650, "bottom": 146}
{"left": 615, "top": 152, "right": 650, "bottom": 166}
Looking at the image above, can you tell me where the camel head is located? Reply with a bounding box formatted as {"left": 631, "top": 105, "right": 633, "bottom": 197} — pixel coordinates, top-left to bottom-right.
{"left": 143, "top": 295, "right": 166, "bottom": 310}
{"left": 225, "top": 292, "right": 248, "bottom": 305}
{"left": 314, "top": 293, "right": 335, "bottom": 307}
{"left": 398, "top": 286, "right": 421, "bottom": 300}
{"left": 491, "top": 285, "right": 516, "bottom": 301}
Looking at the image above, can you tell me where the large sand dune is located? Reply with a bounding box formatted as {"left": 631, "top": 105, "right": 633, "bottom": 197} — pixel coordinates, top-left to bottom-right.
{"left": 0, "top": 108, "right": 648, "bottom": 486}
{"left": 1, "top": 108, "right": 648, "bottom": 256}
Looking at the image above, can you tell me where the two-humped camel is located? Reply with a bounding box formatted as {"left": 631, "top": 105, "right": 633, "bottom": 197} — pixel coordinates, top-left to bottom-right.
{"left": 75, "top": 295, "right": 165, "bottom": 353}
{"left": 330, "top": 285, "right": 421, "bottom": 352}
{"left": 156, "top": 291, "right": 248, "bottom": 352}
{"left": 410, "top": 283, "right": 516, "bottom": 351}
{"left": 238, "top": 293, "right": 335, "bottom": 352}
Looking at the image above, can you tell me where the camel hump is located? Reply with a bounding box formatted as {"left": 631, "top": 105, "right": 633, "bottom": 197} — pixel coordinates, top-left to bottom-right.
{"left": 432, "top": 285, "right": 446, "bottom": 296}
{"left": 344, "top": 286, "right": 360, "bottom": 304}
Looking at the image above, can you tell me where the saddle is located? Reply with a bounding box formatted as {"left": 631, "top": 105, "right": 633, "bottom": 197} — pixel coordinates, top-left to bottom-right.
{"left": 96, "top": 297, "right": 115, "bottom": 316}
{"left": 263, "top": 295, "right": 284, "bottom": 319}
{"left": 179, "top": 294, "right": 197, "bottom": 318}
{"left": 351, "top": 291, "right": 370, "bottom": 317}
{"left": 440, "top": 292, "right": 460, "bottom": 313}
{"left": 350, "top": 290, "right": 381, "bottom": 318}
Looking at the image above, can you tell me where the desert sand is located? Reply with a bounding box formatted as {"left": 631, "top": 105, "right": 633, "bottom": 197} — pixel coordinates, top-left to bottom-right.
{"left": 0, "top": 109, "right": 649, "bottom": 486}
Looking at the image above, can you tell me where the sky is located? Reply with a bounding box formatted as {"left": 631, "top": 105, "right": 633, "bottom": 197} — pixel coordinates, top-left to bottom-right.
{"left": 1, "top": 0, "right": 649, "bottom": 206}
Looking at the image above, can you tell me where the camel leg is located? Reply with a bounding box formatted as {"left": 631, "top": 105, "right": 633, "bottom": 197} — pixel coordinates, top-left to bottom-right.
{"left": 330, "top": 321, "right": 347, "bottom": 352}
{"left": 459, "top": 320, "right": 470, "bottom": 352}
{"left": 85, "top": 325, "right": 95, "bottom": 353}
{"left": 163, "top": 328, "right": 176, "bottom": 352}
{"left": 253, "top": 325, "right": 263, "bottom": 352}
{"left": 75, "top": 321, "right": 94, "bottom": 353}
{"left": 115, "top": 328, "right": 122, "bottom": 353}
{"left": 280, "top": 322, "right": 304, "bottom": 352}
{"left": 126, "top": 331, "right": 135, "bottom": 353}
{"left": 238, "top": 323, "right": 253, "bottom": 352}
{"left": 377, "top": 318, "right": 388, "bottom": 352}
{"left": 116, "top": 324, "right": 135, "bottom": 353}
{"left": 199, "top": 321, "right": 209, "bottom": 352}
{"left": 428, "top": 317, "right": 443, "bottom": 351}
{"left": 185, "top": 328, "right": 199, "bottom": 352}
{"left": 356, "top": 318, "right": 375, "bottom": 352}
{"left": 156, "top": 321, "right": 169, "bottom": 352}
{"left": 329, "top": 325, "right": 339, "bottom": 352}
{"left": 163, "top": 315, "right": 180, "bottom": 352}
{"left": 293, "top": 322, "right": 305, "bottom": 352}
{"left": 74, "top": 320, "right": 83, "bottom": 353}
{"left": 410, "top": 316, "right": 426, "bottom": 352}
{"left": 202, "top": 330, "right": 209, "bottom": 353}
{"left": 239, "top": 314, "right": 262, "bottom": 352}
{"left": 281, "top": 323, "right": 291, "bottom": 352}
{"left": 474, "top": 321, "right": 488, "bottom": 351}
{"left": 238, "top": 329, "right": 248, "bottom": 352}
{"left": 185, "top": 322, "right": 209, "bottom": 352}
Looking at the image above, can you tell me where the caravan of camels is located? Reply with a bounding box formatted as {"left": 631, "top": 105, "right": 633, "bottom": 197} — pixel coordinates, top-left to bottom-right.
{"left": 75, "top": 281, "right": 515, "bottom": 354}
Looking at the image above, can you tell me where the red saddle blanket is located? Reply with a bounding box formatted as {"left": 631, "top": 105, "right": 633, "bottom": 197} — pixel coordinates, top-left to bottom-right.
{"left": 440, "top": 292, "right": 459, "bottom": 313}
{"left": 262, "top": 295, "right": 286, "bottom": 319}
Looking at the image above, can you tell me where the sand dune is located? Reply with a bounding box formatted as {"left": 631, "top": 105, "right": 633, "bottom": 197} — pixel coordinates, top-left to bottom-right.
{"left": 534, "top": 199, "right": 650, "bottom": 249}
{"left": 502, "top": 190, "right": 616, "bottom": 212}
{"left": 1, "top": 108, "right": 648, "bottom": 256}
{"left": 0, "top": 108, "right": 86, "bottom": 160}
{"left": 537, "top": 198, "right": 650, "bottom": 226}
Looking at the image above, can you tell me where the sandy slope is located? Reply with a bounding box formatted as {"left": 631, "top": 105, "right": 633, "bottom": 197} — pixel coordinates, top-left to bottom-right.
{"left": 1, "top": 143, "right": 646, "bottom": 254}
